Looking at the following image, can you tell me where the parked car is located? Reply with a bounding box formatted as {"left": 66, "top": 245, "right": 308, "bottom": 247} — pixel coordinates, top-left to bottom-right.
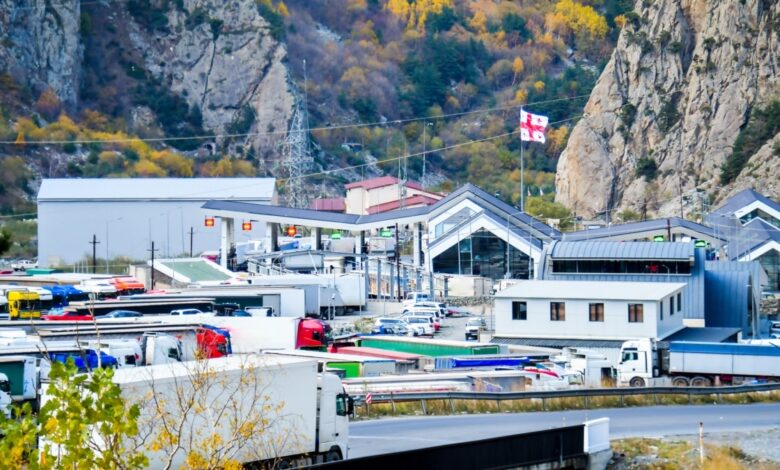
{"left": 41, "top": 311, "right": 94, "bottom": 321}
{"left": 409, "top": 301, "right": 446, "bottom": 318}
{"left": 11, "top": 259, "right": 37, "bottom": 271}
{"left": 465, "top": 317, "right": 486, "bottom": 340}
{"left": 100, "top": 310, "right": 143, "bottom": 319}
{"left": 170, "top": 308, "right": 211, "bottom": 316}
{"left": 401, "top": 316, "right": 434, "bottom": 336}
{"left": 401, "top": 312, "right": 440, "bottom": 332}
{"left": 770, "top": 321, "right": 780, "bottom": 336}
{"left": 371, "top": 318, "right": 409, "bottom": 336}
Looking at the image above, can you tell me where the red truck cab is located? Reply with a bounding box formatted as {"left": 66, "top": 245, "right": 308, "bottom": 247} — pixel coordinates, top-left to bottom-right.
{"left": 297, "top": 318, "right": 332, "bottom": 350}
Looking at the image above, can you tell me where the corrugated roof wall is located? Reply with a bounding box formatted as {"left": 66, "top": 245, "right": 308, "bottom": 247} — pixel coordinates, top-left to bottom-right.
{"left": 550, "top": 241, "right": 694, "bottom": 260}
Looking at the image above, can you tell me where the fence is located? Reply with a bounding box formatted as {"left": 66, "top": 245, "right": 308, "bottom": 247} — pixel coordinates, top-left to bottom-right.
{"left": 354, "top": 382, "right": 780, "bottom": 414}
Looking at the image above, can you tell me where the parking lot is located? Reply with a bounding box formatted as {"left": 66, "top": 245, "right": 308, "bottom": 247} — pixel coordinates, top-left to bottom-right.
{"left": 329, "top": 303, "right": 489, "bottom": 342}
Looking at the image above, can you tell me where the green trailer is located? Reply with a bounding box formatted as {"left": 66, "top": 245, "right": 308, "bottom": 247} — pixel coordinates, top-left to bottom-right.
{"left": 323, "top": 361, "right": 361, "bottom": 378}
{"left": 358, "top": 336, "right": 500, "bottom": 357}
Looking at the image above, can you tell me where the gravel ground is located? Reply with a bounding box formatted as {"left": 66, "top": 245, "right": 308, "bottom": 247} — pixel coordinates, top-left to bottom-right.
{"left": 678, "top": 428, "right": 780, "bottom": 463}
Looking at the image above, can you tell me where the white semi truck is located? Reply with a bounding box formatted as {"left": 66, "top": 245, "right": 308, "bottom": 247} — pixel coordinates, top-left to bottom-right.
{"left": 618, "top": 338, "right": 780, "bottom": 387}
{"left": 108, "top": 355, "right": 351, "bottom": 467}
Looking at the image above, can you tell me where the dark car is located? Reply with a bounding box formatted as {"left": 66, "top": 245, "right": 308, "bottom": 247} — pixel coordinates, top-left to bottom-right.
{"left": 101, "top": 310, "right": 143, "bottom": 319}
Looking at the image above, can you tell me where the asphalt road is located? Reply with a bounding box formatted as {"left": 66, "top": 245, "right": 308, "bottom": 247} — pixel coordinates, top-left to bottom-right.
{"left": 348, "top": 403, "right": 780, "bottom": 458}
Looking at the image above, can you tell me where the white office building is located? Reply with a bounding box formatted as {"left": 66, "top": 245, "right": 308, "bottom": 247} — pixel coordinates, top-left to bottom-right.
{"left": 493, "top": 280, "right": 686, "bottom": 365}
{"left": 37, "top": 178, "right": 276, "bottom": 266}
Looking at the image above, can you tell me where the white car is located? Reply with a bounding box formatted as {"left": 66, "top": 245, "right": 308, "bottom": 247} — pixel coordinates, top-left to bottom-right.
{"left": 402, "top": 312, "right": 439, "bottom": 332}
{"left": 11, "top": 259, "right": 37, "bottom": 271}
{"left": 170, "top": 308, "right": 213, "bottom": 316}
{"left": 402, "top": 316, "right": 434, "bottom": 336}
{"left": 465, "top": 317, "right": 486, "bottom": 340}
{"left": 409, "top": 301, "right": 446, "bottom": 318}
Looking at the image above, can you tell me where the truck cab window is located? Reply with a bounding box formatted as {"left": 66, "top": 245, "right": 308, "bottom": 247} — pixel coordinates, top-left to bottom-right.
{"left": 336, "top": 394, "right": 347, "bottom": 417}
{"left": 621, "top": 350, "right": 638, "bottom": 363}
{"left": 0, "top": 379, "right": 10, "bottom": 393}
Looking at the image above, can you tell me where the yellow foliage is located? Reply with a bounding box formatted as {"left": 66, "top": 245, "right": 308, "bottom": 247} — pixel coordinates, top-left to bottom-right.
{"left": 548, "top": 0, "right": 608, "bottom": 38}
{"left": 614, "top": 14, "right": 627, "bottom": 29}
{"left": 152, "top": 150, "right": 194, "bottom": 177}
{"left": 546, "top": 125, "right": 570, "bottom": 154}
{"left": 347, "top": 0, "right": 368, "bottom": 11}
{"left": 14, "top": 132, "right": 25, "bottom": 145}
{"left": 98, "top": 151, "right": 122, "bottom": 168}
{"left": 470, "top": 11, "right": 488, "bottom": 33}
{"left": 132, "top": 159, "right": 165, "bottom": 177}
{"left": 533, "top": 80, "right": 545, "bottom": 93}
{"left": 514, "top": 89, "right": 528, "bottom": 105}
{"left": 277, "top": 1, "right": 289, "bottom": 16}
{"left": 512, "top": 57, "right": 525, "bottom": 76}
{"left": 386, "top": 0, "right": 452, "bottom": 31}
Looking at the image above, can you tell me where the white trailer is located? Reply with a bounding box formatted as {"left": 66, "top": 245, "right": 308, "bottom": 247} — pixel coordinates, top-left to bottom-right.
{"left": 108, "top": 355, "right": 350, "bottom": 467}
{"left": 246, "top": 273, "right": 367, "bottom": 315}
{"left": 619, "top": 338, "right": 780, "bottom": 387}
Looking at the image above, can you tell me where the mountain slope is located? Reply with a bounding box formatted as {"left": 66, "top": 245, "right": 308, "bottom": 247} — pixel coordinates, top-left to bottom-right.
{"left": 555, "top": 0, "right": 779, "bottom": 219}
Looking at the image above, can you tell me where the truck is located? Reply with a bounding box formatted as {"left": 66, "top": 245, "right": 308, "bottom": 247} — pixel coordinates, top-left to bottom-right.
{"left": 0, "top": 373, "right": 10, "bottom": 418}
{"left": 7, "top": 290, "right": 42, "bottom": 320}
{"left": 105, "top": 355, "right": 351, "bottom": 467}
{"left": 0, "top": 356, "right": 38, "bottom": 403}
{"left": 618, "top": 338, "right": 780, "bottom": 387}
{"left": 151, "top": 316, "right": 331, "bottom": 351}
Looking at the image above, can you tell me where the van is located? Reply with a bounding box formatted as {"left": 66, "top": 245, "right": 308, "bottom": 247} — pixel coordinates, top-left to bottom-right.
{"left": 402, "top": 292, "right": 430, "bottom": 309}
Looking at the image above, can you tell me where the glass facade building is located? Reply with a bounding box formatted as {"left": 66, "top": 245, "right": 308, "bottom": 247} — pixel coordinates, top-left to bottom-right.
{"left": 432, "top": 229, "right": 532, "bottom": 279}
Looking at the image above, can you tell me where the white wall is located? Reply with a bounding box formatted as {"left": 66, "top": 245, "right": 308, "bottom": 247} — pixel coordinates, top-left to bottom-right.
{"left": 38, "top": 200, "right": 268, "bottom": 266}
{"left": 495, "top": 297, "right": 668, "bottom": 340}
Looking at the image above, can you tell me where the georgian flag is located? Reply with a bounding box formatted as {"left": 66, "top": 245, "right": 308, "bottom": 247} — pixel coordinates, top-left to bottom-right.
{"left": 520, "top": 110, "right": 549, "bottom": 143}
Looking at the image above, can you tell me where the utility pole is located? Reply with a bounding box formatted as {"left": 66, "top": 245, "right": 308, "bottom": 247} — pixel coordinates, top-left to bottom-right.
{"left": 395, "top": 223, "right": 401, "bottom": 302}
{"left": 189, "top": 226, "right": 194, "bottom": 257}
{"left": 666, "top": 218, "right": 672, "bottom": 241}
{"left": 148, "top": 241, "right": 159, "bottom": 290}
{"left": 89, "top": 235, "right": 100, "bottom": 274}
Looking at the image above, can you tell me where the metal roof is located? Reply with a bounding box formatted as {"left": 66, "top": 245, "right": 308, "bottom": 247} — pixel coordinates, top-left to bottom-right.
{"left": 37, "top": 178, "right": 276, "bottom": 201}
{"left": 711, "top": 188, "right": 780, "bottom": 216}
{"left": 491, "top": 337, "right": 626, "bottom": 349}
{"left": 427, "top": 208, "right": 545, "bottom": 251}
{"left": 662, "top": 327, "right": 741, "bottom": 343}
{"left": 495, "top": 280, "right": 686, "bottom": 301}
{"left": 203, "top": 183, "right": 560, "bottom": 235}
{"left": 549, "top": 241, "right": 694, "bottom": 260}
{"left": 563, "top": 217, "right": 721, "bottom": 241}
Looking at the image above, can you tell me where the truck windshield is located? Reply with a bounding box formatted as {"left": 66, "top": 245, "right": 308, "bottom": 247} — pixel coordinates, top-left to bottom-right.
{"left": 621, "top": 350, "right": 639, "bottom": 362}
{"left": 336, "top": 393, "right": 348, "bottom": 417}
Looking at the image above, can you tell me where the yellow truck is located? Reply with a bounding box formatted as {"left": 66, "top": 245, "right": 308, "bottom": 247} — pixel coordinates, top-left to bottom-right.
{"left": 7, "top": 291, "right": 42, "bottom": 320}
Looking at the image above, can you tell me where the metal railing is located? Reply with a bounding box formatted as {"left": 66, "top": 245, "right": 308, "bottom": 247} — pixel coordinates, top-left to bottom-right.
{"left": 355, "top": 382, "right": 780, "bottom": 411}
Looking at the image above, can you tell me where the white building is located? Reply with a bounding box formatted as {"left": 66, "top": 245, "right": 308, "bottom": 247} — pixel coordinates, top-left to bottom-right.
{"left": 37, "top": 178, "right": 276, "bottom": 266}
{"left": 493, "top": 280, "right": 686, "bottom": 365}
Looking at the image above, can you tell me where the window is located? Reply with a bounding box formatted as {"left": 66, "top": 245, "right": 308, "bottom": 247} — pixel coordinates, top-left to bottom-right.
{"left": 336, "top": 393, "right": 348, "bottom": 417}
{"left": 670, "top": 296, "right": 674, "bottom": 316}
{"left": 659, "top": 301, "right": 664, "bottom": 320}
{"left": 550, "top": 302, "right": 566, "bottom": 321}
{"left": 628, "top": 304, "right": 644, "bottom": 323}
{"left": 676, "top": 292, "right": 682, "bottom": 312}
{"left": 512, "top": 301, "right": 527, "bottom": 320}
{"left": 589, "top": 303, "right": 604, "bottom": 322}
{"left": 621, "top": 349, "right": 639, "bottom": 362}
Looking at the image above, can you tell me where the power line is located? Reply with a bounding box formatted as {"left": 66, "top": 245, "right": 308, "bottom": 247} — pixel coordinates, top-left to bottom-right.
{"left": 0, "top": 94, "right": 591, "bottom": 146}
{"left": 279, "top": 115, "right": 584, "bottom": 184}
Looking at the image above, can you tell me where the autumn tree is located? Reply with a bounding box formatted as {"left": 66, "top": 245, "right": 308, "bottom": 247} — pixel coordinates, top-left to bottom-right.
{"left": 133, "top": 355, "right": 302, "bottom": 468}
{"left": 34, "top": 88, "right": 62, "bottom": 122}
{"left": 0, "top": 358, "right": 147, "bottom": 469}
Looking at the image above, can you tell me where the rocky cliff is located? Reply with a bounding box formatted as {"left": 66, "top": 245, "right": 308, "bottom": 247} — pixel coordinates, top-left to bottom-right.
{"left": 1, "top": 0, "right": 293, "bottom": 158}
{"left": 556, "top": 0, "right": 779, "bottom": 219}
{"left": 0, "top": 0, "right": 82, "bottom": 107}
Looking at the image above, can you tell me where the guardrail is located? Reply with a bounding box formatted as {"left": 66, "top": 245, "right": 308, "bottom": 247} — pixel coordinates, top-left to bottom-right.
{"left": 355, "top": 382, "right": 780, "bottom": 413}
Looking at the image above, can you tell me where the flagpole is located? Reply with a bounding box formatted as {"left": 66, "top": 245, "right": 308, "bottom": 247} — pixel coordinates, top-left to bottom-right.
{"left": 520, "top": 105, "right": 525, "bottom": 213}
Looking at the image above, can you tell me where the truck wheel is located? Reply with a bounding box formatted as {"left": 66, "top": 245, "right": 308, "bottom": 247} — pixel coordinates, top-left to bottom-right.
{"left": 690, "top": 376, "right": 711, "bottom": 387}
{"left": 672, "top": 377, "right": 690, "bottom": 387}
{"left": 629, "top": 377, "right": 646, "bottom": 387}
{"left": 325, "top": 449, "right": 342, "bottom": 462}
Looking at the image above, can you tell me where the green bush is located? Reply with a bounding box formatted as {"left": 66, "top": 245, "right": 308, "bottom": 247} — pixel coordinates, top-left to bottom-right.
{"left": 720, "top": 99, "right": 780, "bottom": 184}
{"left": 636, "top": 156, "right": 658, "bottom": 181}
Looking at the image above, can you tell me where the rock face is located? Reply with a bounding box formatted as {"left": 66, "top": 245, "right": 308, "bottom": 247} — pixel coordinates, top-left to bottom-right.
{"left": 126, "top": 0, "right": 294, "bottom": 156}
{"left": 0, "top": 0, "right": 82, "bottom": 106}
{"left": 556, "top": 0, "right": 779, "bottom": 219}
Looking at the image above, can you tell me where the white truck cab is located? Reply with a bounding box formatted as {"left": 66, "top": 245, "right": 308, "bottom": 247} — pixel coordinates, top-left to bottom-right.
{"left": 317, "top": 373, "right": 351, "bottom": 461}
{"left": 618, "top": 338, "right": 658, "bottom": 387}
{"left": 402, "top": 292, "right": 430, "bottom": 309}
